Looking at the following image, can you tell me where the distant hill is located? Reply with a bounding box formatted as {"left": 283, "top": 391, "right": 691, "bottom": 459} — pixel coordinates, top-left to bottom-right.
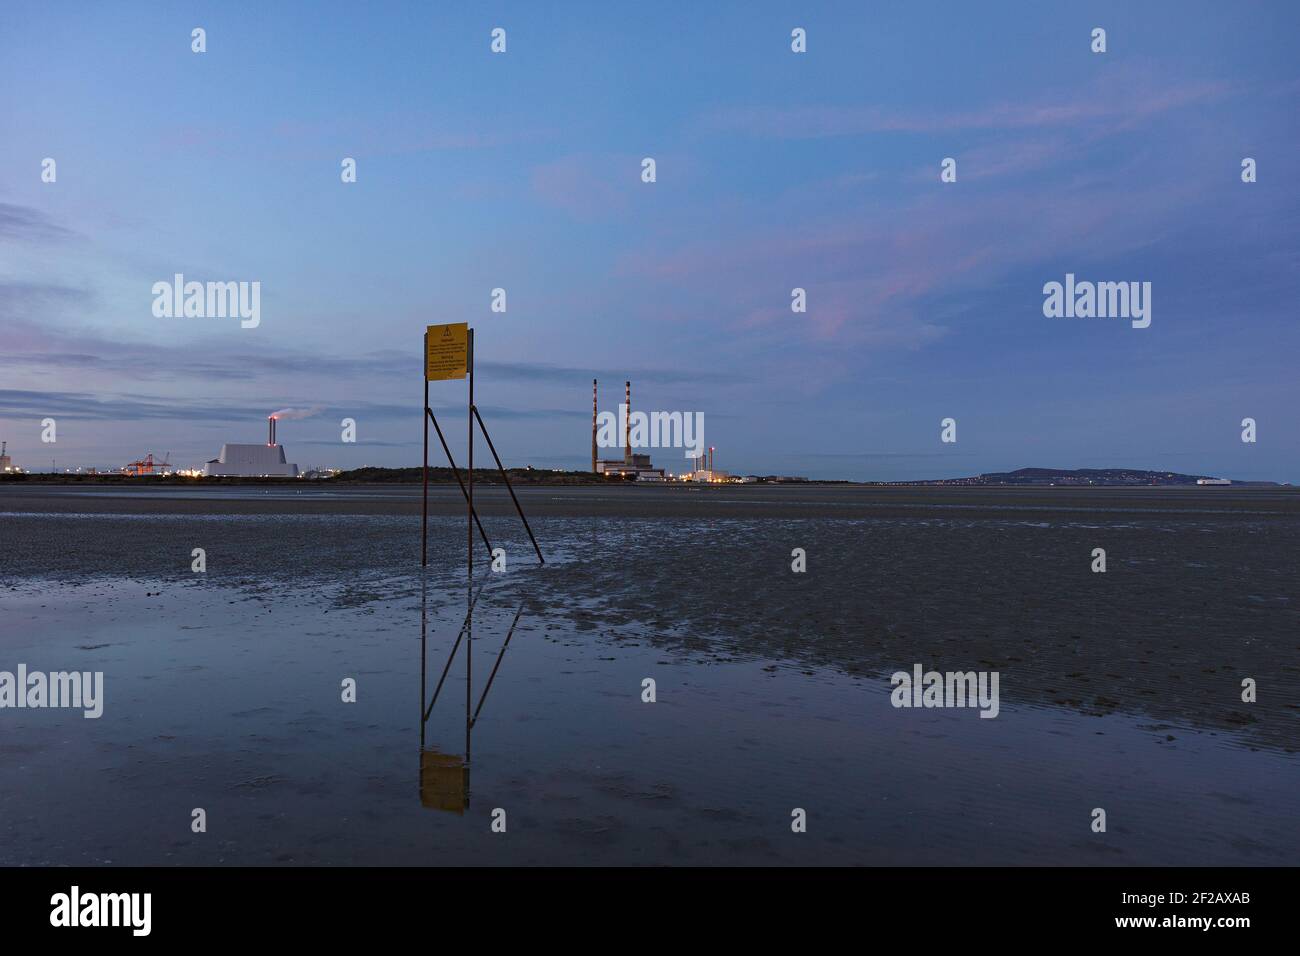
{"left": 900, "top": 468, "right": 1277, "bottom": 487}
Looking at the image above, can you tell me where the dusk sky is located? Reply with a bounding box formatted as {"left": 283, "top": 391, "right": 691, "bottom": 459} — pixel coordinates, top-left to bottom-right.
{"left": 2, "top": 1, "right": 1298, "bottom": 480}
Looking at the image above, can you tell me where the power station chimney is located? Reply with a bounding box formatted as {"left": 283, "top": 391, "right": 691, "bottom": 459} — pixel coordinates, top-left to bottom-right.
{"left": 624, "top": 380, "right": 631, "bottom": 464}
{"left": 591, "top": 379, "right": 598, "bottom": 474}
{"left": 268, "top": 416, "right": 276, "bottom": 447}
{"left": 709, "top": 446, "right": 714, "bottom": 473}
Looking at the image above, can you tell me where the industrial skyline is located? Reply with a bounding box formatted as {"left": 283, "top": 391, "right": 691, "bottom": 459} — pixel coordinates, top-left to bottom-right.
{"left": 2, "top": 2, "right": 1299, "bottom": 481}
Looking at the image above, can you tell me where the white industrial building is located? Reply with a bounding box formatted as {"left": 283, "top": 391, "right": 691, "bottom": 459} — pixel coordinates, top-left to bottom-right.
{"left": 204, "top": 418, "right": 300, "bottom": 477}
{"left": 204, "top": 444, "right": 299, "bottom": 477}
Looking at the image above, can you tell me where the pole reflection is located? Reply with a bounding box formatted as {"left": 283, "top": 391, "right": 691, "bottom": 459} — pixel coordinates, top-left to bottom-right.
{"left": 419, "top": 576, "right": 525, "bottom": 814}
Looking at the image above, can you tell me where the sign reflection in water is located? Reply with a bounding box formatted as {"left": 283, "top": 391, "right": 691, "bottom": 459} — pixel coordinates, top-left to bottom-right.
{"left": 419, "top": 578, "right": 525, "bottom": 815}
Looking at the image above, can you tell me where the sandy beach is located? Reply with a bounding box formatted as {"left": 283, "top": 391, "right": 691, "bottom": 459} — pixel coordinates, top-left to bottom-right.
{"left": 1, "top": 483, "right": 1297, "bottom": 864}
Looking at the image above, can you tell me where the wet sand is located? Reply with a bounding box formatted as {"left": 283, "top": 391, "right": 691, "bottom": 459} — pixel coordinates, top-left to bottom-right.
{"left": 1, "top": 484, "right": 1297, "bottom": 864}
{"left": 3, "top": 481, "right": 1297, "bottom": 517}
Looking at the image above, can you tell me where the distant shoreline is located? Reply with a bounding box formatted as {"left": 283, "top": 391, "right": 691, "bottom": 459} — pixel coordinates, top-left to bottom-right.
{"left": 0, "top": 464, "right": 1283, "bottom": 488}
{"left": 0, "top": 468, "right": 836, "bottom": 487}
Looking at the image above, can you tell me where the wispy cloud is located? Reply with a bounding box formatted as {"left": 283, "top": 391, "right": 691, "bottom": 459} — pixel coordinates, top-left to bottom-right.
{"left": 0, "top": 318, "right": 744, "bottom": 388}
{"left": 153, "top": 114, "right": 557, "bottom": 161}
{"left": 0, "top": 319, "right": 411, "bottom": 381}
{"left": 618, "top": 170, "right": 1207, "bottom": 347}
{"left": 905, "top": 137, "right": 1070, "bottom": 183}
{"left": 701, "top": 73, "right": 1231, "bottom": 140}
{"left": 0, "top": 388, "right": 277, "bottom": 422}
{"left": 617, "top": 66, "right": 1246, "bottom": 352}
{"left": 0, "top": 203, "right": 76, "bottom": 242}
{"left": 530, "top": 153, "right": 632, "bottom": 220}
{"left": 0, "top": 388, "right": 585, "bottom": 425}
{"left": 0, "top": 281, "right": 93, "bottom": 320}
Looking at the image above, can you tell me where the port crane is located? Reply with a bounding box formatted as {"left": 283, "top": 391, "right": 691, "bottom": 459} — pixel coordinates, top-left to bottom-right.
{"left": 122, "top": 452, "right": 171, "bottom": 476}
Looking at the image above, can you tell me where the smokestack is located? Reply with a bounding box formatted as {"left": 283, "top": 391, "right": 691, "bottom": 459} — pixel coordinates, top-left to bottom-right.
{"left": 624, "top": 380, "right": 631, "bottom": 464}
{"left": 268, "top": 417, "right": 276, "bottom": 446}
{"left": 591, "top": 379, "right": 598, "bottom": 474}
{"left": 709, "top": 446, "right": 714, "bottom": 473}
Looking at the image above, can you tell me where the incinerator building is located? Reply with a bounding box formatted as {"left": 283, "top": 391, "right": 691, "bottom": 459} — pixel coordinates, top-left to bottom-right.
{"left": 203, "top": 417, "right": 300, "bottom": 477}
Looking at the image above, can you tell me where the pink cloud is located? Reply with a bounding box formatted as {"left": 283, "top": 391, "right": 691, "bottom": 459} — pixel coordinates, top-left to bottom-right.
{"left": 701, "top": 73, "right": 1230, "bottom": 140}
{"left": 529, "top": 153, "right": 631, "bottom": 220}
{"left": 155, "top": 114, "right": 554, "bottom": 159}
{"left": 615, "top": 164, "right": 1204, "bottom": 353}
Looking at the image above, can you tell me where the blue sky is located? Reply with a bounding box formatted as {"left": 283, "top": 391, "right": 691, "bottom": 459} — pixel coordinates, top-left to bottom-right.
{"left": 2, "top": 1, "right": 1298, "bottom": 479}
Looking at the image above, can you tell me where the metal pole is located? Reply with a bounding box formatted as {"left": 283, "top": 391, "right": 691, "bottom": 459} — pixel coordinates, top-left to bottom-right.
{"left": 427, "top": 408, "right": 494, "bottom": 560}
{"left": 468, "top": 328, "right": 474, "bottom": 583}
{"left": 465, "top": 579, "right": 472, "bottom": 766}
{"left": 473, "top": 405, "right": 544, "bottom": 564}
{"left": 419, "top": 574, "right": 427, "bottom": 749}
{"left": 422, "top": 333, "right": 429, "bottom": 567}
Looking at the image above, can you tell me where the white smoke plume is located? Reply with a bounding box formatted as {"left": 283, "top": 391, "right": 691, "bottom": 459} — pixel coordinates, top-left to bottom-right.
{"left": 268, "top": 405, "right": 323, "bottom": 421}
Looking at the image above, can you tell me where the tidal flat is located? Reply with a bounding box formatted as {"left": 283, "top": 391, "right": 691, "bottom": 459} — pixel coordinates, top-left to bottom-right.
{"left": 1, "top": 484, "right": 1296, "bottom": 865}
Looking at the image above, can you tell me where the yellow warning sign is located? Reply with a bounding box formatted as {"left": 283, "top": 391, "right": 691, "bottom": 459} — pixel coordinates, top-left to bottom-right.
{"left": 425, "top": 323, "right": 469, "bottom": 381}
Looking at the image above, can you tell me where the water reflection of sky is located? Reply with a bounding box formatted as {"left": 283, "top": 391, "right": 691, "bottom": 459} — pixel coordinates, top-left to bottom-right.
{"left": 1, "top": 577, "right": 1295, "bottom": 865}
